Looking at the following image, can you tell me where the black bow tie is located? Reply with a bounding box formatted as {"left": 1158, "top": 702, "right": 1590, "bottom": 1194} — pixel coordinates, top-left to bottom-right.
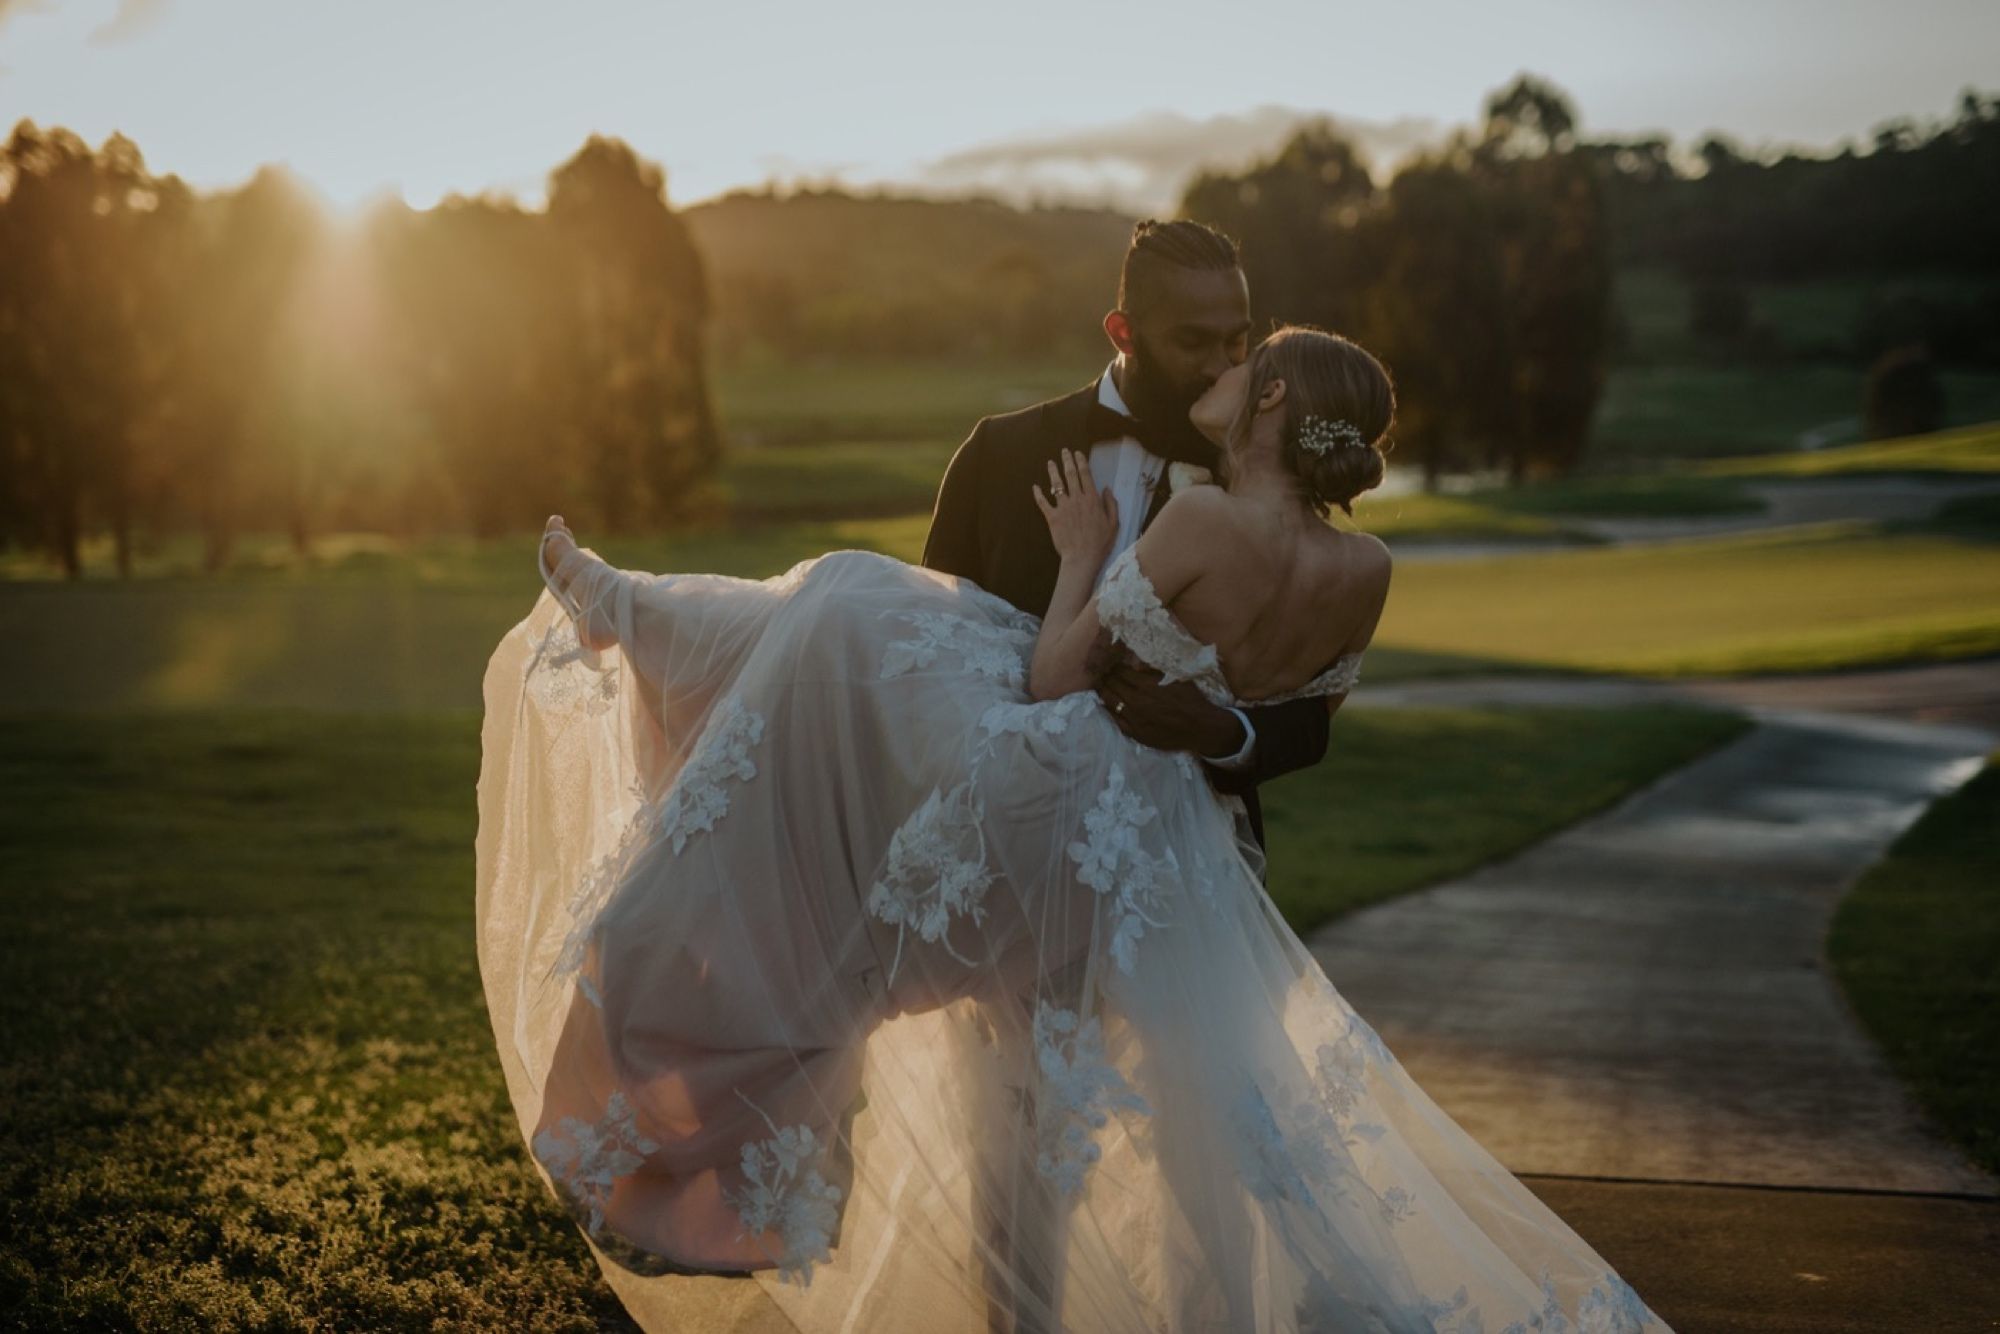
{"left": 1083, "top": 399, "right": 1220, "bottom": 470}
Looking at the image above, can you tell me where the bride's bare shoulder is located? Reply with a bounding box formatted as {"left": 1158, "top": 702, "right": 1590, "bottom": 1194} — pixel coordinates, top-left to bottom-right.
{"left": 1339, "top": 527, "right": 1393, "bottom": 581}
{"left": 1141, "top": 485, "right": 1240, "bottom": 556}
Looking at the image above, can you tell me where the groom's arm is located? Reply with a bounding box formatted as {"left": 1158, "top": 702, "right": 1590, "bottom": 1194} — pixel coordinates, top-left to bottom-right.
{"left": 920, "top": 419, "right": 988, "bottom": 579}
{"left": 1092, "top": 652, "right": 1336, "bottom": 794}
{"left": 1204, "top": 695, "right": 1332, "bottom": 797}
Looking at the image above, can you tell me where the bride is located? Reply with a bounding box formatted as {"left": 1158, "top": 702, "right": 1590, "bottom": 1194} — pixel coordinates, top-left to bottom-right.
{"left": 474, "top": 327, "right": 1673, "bottom": 1333}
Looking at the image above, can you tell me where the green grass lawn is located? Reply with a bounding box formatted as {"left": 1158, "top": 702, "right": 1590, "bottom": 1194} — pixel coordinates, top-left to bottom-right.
{"left": 1377, "top": 519, "right": 2000, "bottom": 678}
{"left": 718, "top": 342, "right": 2000, "bottom": 470}
{"left": 0, "top": 701, "right": 1746, "bottom": 1328}
{"left": 718, "top": 442, "right": 1763, "bottom": 531}
{"left": 1464, "top": 473, "right": 1763, "bottom": 520}
{"left": 1827, "top": 753, "right": 2000, "bottom": 1178}
{"left": 718, "top": 439, "right": 957, "bottom": 520}
{"left": 709, "top": 438, "right": 1740, "bottom": 537}
{"left": 1612, "top": 267, "right": 2000, "bottom": 369}
{"left": 713, "top": 356, "right": 1089, "bottom": 445}
{"left": 0, "top": 517, "right": 931, "bottom": 711}
{"left": 1702, "top": 420, "right": 2000, "bottom": 479}
{"left": 1343, "top": 491, "right": 1582, "bottom": 544}
{"left": 1263, "top": 704, "right": 1750, "bottom": 932}
{"left": 1587, "top": 365, "right": 2000, "bottom": 462}
{"left": 3, "top": 501, "right": 1996, "bottom": 710}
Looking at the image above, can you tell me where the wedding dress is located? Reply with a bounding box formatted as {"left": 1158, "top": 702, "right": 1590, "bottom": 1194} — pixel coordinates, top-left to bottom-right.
{"left": 475, "top": 535, "right": 1673, "bottom": 1334}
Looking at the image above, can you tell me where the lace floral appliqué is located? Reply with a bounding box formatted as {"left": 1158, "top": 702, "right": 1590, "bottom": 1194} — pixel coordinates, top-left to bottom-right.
{"left": 1095, "top": 547, "right": 1228, "bottom": 703}
{"left": 552, "top": 777, "right": 653, "bottom": 1007}
{"left": 657, "top": 694, "right": 767, "bottom": 855}
{"left": 526, "top": 619, "right": 620, "bottom": 716}
{"left": 1068, "top": 764, "right": 1180, "bottom": 975}
{"left": 1423, "top": 1262, "right": 1664, "bottom": 1334}
{"left": 864, "top": 780, "right": 996, "bottom": 986}
{"left": 722, "top": 1089, "right": 846, "bottom": 1289}
{"left": 1258, "top": 652, "right": 1363, "bottom": 704}
{"left": 1230, "top": 1079, "right": 1348, "bottom": 1209}
{"left": 878, "top": 610, "right": 1032, "bottom": 689}
{"left": 1094, "top": 546, "right": 1365, "bottom": 709}
{"left": 1032, "top": 1001, "right": 1153, "bottom": 1199}
{"left": 532, "top": 1089, "right": 661, "bottom": 1237}
{"left": 1314, "top": 1005, "right": 1398, "bottom": 1124}
{"left": 977, "top": 692, "right": 1092, "bottom": 746}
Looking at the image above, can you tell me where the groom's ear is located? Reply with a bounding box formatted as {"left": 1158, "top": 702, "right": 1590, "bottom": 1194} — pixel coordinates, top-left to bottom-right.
{"left": 1103, "top": 310, "right": 1136, "bottom": 357}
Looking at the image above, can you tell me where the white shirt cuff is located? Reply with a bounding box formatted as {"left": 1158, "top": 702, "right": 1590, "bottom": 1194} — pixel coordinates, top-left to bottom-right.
{"left": 1204, "top": 707, "right": 1257, "bottom": 770}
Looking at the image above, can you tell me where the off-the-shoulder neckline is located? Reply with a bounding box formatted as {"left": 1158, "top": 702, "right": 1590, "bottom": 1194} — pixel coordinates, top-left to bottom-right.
{"left": 1102, "top": 546, "right": 1363, "bottom": 705}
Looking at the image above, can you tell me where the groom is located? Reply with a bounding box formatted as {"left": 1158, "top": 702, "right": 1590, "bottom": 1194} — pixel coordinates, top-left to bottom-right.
{"left": 920, "top": 218, "right": 1333, "bottom": 1334}
{"left": 921, "top": 217, "right": 1333, "bottom": 857}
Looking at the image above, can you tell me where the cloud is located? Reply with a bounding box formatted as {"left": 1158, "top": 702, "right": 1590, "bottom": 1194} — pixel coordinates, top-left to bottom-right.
{"left": 87, "top": 0, "right": 166, "bottom": 44}
{"left": 0, "top": 0, "right": 164, "bottom": 43}
{"left": 915, "top": 105, "right": 1448, "bottom": 214}
{"left": 0, "top": 0, "right": 55, "bottom": 29}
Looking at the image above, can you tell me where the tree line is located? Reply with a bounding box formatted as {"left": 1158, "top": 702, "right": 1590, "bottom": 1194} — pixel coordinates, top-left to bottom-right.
{"left": 1600, "top": 90, "right": 2000, "bottom": 283}
{"left": 1185, "top": 76, "right": 1612, "bottom": 483}
{"left": 1174, "top": 79, "right": 1997, "bottom": 481}
{"left": 4, "top": 77, "right": 1994, "bottom": 574}
{"left": 0, "top": 126, "right": 717, "bottom": 577}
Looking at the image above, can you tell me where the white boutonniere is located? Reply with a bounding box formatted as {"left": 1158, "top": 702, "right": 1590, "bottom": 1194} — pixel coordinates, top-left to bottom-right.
{"left": 1167, "top": 462, "right": 1213, "bottom": 495}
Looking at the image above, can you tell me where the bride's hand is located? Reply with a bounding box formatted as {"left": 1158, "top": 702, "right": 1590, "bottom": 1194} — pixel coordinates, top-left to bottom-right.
{"left": 1032, "top": 448, "right": 1118, "bottom": 566}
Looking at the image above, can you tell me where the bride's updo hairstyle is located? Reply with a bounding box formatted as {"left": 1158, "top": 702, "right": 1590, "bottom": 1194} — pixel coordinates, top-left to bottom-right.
{"left": 1228, "top": 325, "right": 1395, "bottom": 519}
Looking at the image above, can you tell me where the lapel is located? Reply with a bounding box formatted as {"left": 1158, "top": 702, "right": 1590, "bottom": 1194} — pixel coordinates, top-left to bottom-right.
{"left": 1049, "top": 377, "right": 1101, "bottom": 462}
{"left": 986, "top": 379, "right": 1100, "bottom": 618}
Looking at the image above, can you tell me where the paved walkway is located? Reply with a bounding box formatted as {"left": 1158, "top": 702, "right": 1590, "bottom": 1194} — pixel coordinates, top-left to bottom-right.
{"left": 1576, "top": 475, "right": 2000, "bottom": 546}
{"left": 1316, "top": 660, "right": 2000, "bottom": 1329}
{"left": 1392, "top": 474, "right": 2000, "bottom": 564}
{"left": 1361, "top": 656, "right": 2000, "bottom": 736}
{"left": 1308, "top": 710, "right": 1994, "bottom": 1194}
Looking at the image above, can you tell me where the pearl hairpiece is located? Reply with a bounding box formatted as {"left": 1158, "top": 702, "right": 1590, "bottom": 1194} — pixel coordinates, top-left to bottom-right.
{"left": 1297, "top": 415, "right": 1370, "bottom": 457}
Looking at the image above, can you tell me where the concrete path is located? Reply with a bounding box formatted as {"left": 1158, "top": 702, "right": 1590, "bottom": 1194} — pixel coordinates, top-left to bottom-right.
{"left": 1316, "top": 659, "right": 2000, "bottom": 1329}
{"left": 1362, "top": 656, "right": 2000, "bottom": 736}
{"left": 1389, "top": 474, "right": 2000, "bottom": 564}
{"left": 1307, "top": 710, "right": 1994, "bottom": 1194}
{"left": 1575, "top": 475, "right": 2000, "bottom": 546}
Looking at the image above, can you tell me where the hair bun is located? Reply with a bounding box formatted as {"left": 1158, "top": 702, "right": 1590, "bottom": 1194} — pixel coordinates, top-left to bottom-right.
{"left": 1245, "top": 327, "right": 1395, "bottom": 519}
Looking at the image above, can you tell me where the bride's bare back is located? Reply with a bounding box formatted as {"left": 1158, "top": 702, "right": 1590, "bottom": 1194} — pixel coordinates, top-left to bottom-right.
{"left": 1133, "top": 485, "right": 1391, "bottom": 703}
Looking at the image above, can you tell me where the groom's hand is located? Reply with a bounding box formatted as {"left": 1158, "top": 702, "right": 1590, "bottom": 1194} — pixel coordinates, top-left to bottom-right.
{"left": 1091, "top": 643, "right": 1247, "bottom": 759}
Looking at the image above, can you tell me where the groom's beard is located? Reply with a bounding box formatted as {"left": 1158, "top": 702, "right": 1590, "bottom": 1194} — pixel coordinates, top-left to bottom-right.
{"left": 1125, "top": 346, "right": 1222, "bottom": 463}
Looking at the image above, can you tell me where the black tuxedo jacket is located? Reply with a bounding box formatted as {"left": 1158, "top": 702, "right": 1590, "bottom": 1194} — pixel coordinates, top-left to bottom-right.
{"left": 918, "top": 379, "right": 1332, "bottom": 856}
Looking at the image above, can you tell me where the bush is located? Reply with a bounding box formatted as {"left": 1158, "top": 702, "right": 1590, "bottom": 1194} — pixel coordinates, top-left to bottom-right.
{"left": 1689, "top": 280, "right": 1750, "bottom": 342}
{"left": 1864, "top": 345, "right": 1946, "bottom": 440}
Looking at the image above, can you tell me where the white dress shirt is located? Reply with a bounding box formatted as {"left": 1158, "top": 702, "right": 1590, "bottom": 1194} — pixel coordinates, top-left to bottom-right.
{"left": 1087, "top": 362, "right": 1256, "bottom": 771}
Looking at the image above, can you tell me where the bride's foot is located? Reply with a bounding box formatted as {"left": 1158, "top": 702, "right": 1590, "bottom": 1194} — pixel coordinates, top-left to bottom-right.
{"left": 538, "top": 515, "right": 618, "bottom": 650}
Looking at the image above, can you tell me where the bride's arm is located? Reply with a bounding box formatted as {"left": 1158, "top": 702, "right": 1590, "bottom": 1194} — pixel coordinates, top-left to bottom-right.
{"left": 1030, "top": 474, "right": 1208, "bottom": 701}
{"left": 1028, "top": 448, "right": 1128, "bottom": 701}
{"left": 1029, "top": 566, "right": 1102, "bottom": 701}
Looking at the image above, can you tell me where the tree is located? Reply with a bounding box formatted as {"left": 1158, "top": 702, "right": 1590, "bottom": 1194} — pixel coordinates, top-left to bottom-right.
{"left": 1358, "top": 157, "right": 1509, "bottom": 484}
{"left": 1181, "top": 121, "right": 1378, "bottom": 335}
{"left": 1469, "top": 76, "right": 1614, "bottom": 479}
{"left": 547, "top": 136, "right": 720, "bottom": 531}
{"left": 0, "top": 122, "right": 172, "bottom": 577}
{"left": 1864, "top": 346, "right": 1944, "bottom": 440}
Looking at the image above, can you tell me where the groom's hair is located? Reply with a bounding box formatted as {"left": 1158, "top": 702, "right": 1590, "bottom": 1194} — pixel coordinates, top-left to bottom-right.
{"left": 1117, "top": 218, "right": 1241, "bottom": 314}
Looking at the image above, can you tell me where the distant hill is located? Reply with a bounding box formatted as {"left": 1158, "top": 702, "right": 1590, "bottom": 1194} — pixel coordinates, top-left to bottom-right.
{"left": 683, "top": 188, "right": 1137, "bottom": 362}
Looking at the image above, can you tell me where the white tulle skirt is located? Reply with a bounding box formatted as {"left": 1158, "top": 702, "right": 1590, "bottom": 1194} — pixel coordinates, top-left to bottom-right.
{"left": 475, "top": 546, "right": 1672, "bottom": 1333}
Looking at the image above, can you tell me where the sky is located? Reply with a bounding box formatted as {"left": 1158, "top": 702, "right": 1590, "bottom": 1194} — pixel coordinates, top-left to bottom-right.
{"left": 2, "top": 0, "right": 1996, "bottom": 214}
